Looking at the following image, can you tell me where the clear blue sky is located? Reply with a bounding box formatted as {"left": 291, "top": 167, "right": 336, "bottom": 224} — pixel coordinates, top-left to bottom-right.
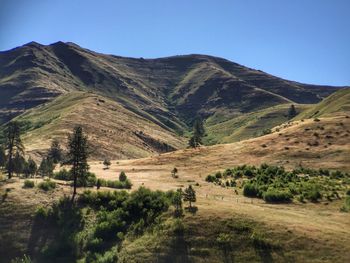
{"left": 1, "top": 0, "right": 349, "bottom": 86}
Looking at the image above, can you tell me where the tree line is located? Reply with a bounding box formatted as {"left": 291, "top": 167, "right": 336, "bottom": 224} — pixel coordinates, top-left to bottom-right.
{"left": 1, "top": 122, "right": 90, "bottom": 202}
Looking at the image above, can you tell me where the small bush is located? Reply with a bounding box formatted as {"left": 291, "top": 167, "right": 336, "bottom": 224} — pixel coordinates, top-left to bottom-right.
{"left": 97, "top": 178, "right": 132, "bottom": 189}
{"left": 243, "top": 183, "right": 259, "bottom": 197}
{"left": 23, "top": 180, "right": 34, "bottom": 188}
{"left": 38, "top": 180, "right": 56, "bottom": 191}
{"left": 262, "top": 189, "right": 292, "bottom": 203}
{"left": 304, "top": 187, "right": 322, "bottom": 202}
{"left": 35, "top": 206, "right": 50, "bottom": 219}
{"left": 53, "top": 169, "right": 72, "bottom": 181}
{"left": 340, "top": 196, "right": 350, "bottom": 212}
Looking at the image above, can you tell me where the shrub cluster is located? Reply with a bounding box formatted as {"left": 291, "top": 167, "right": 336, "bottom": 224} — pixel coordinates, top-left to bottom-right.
{"left": 96, "top": 178, "right": 132, "bottom": 189}
{"left": 23, "top": 179, "right": 35, "bottom": 188}
{"left": 206, "top": 164, "right": 350, "bottom": 203}
{"left": 37, "top": 179, "right": 56, "bottom": 191}
{"left": 75, "top": 187, "right": 171, "bottom": 261}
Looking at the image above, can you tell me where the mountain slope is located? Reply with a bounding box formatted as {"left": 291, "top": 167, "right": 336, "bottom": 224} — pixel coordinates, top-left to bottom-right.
{"left": 14, "top": 92, "right": 185, "bottom": 159}
{"left": 1, "top": 41, "right": 345, "bottom": 126}
{"left": 204, "top": 103, "right": 312, "bottom": 144}
{"left": 0, "top": 41, "right": 347, "bottom": 158}
{"left": 295, "top": 88, "right": 350, "bottom": 120}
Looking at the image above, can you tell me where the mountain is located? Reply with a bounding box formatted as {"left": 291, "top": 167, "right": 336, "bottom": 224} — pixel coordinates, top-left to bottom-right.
{"left": 0, "top": 41, "right": 347, "bottom": 158}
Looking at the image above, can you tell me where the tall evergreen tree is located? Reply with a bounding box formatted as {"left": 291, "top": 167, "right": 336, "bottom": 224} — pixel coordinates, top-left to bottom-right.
{"left": 48, "top": 139, "right": 63, "bottom": 164}
{"left": 183, "top": 185, "right": 196, "bottom": 208}
{"left": 172, "top": 188, "right": 183, "bottom": 217}
{"left": 67, "top": 126, "right": 89, "bottom": 202}
{"left": 188, "top": 118, "right": 205, "bottom": 148}
{"left": 38, "top": 157, "right": 55, "bottom": 177}
{"left": 13, "top": 152, "right": 25, "bottom": 176}
{"left": 4, "top": 122, "right": 24, "bottom": 178}
{"left": 288, "top": 104, "right": 297, "bottom": 119}
{"left": 27, "top": 157, "right": 37, "bottom": 178}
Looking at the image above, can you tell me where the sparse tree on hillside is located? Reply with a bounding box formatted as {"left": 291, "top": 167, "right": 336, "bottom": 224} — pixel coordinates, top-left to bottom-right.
{"left": 67, "top": 126, "right": 89, "bottom": 202}
{"left": 103, "top": 159, "right": 111, "bottom": 169}
{"left": 188, "top": 118, "right": 205, "bottom": 148}
{"left": 48, "top": 139, "right": 63, "bottom": 164}
{"left": 183, "top": 185, "right": 196, "bottom": 208}
{"left": 27, "top": 158, "right": 37, "bottom": 178}
{"left": 119, "top": 171, "right": 127, "bottom": 182}
{"left": 172, "top": 188, "right": 183, "bottom": 217}
{"left": 171, "top": 167, "right": 178, "bottom": 178}
{"left": 13, "top": 152, "right": 25, "bottom": 176}
{"left": 288, "top": 104, "right": 297, "bottom": 119}
{"left": 96, "top": 179, "right": 102, "bottom": 190}
{"left": 4, "top": 122, "right": 24, "bottom": 178}
{"left": 38, "top": 157, "right": 55, "bottom": 177}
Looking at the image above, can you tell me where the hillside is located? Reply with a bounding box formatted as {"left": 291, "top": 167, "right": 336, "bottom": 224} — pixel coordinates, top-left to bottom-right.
{"left": 0, "top": 41, "right": 347, "bottom": 157}
{"left": 295, "top": 88, "right": 350, "bottom": 120}
{"left": 14, "top": 92, "right": 185, "bottom": 160}
{"left": 204, "top": 103, "right": 311, "bottom": 144}
{"left": 1, "top": 111, "right": 350, "bottom": 262}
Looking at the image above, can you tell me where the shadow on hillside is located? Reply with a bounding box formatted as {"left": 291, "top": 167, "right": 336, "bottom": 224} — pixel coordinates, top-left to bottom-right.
{"left": 27, "top": 216, "right": 54, "bottom": 260}
{"left": 160, "top": 229, "right": 191, "bottom": 263}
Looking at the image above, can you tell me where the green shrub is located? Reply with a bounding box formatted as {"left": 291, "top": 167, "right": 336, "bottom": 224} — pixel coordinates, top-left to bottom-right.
{"left": 340, "top": 196, "right": 350, "bottom": 212}
{"left": 53, "top": 169, "right": 72, "bottom": 180}
{"left": 243, "top": 183, "right": 259, "bottom": 197}
{"left": 304, "top": 187, "right": 322, "bottom": 202}
{"left": 262, "top": 189, "right": 292, "bottom": 203}
{"left": 96, "top": 178, "right": 132, "bottom": 189}
{"left": 205, "top": 175, "right": 217, "bottom": 183}
{"left": 35, "top": 206, "right": 50, "bottom": 219}
{"left": 23, "top": 180, "right": 34, "bottom": 188}
{"left": 38, "top": 180, "right": 56, "bottom": 191}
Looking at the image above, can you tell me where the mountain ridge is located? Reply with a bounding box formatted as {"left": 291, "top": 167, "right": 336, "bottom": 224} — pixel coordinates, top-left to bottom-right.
{"left": 0, "top": 41, "right": 348, "bottom": 158}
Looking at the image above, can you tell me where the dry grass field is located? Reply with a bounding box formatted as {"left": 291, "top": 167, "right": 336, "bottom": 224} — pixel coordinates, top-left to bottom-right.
{"left": 1, "top": 114, "right": 350, "bottom": 262}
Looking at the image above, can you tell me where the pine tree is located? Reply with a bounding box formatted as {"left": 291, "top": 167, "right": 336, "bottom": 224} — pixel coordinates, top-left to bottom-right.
{"left": 67, "top": 126, "right": 89, "bottom": 202}
{"left": 27, "top": 158, "right": 37, "bottom": 178}
{"left": 13, "top": 152, "right": 25, "bottom": 176}
{"left": 183, "top": 185, "right": 196, "bottom": 208}
{"left": 288, "top": 104, "right": 297, "bottom": 119}
{"left": 188, "top": 118, "right": 205, "bottom": 148}
{"left": 38, "top": 157, "right": 55, "bottom": 177}
{"left": 4, "top": 122, "right": 24, "bottom": 178}
{"left": 103, "top": 159, "right": 111, "bottom": 169}
{"left": 172, "top": 188, "right": 183, "bottom": 216}
{"left": 48, "top": 139, "right": 63, "bottom": 164}
{"left": 171, "top": 167, "right": 178, "bottom": 178}
{"left": 119, "top": 171, "right": 127, "bottom": 182}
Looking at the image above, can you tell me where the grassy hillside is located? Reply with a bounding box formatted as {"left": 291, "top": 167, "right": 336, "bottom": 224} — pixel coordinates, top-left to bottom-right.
{"left": 1, "top": 112, "right": 350, "bottom": 262}
{"left": 204, "top": 104, "right": 311, "bottom": 144}
{"left": 13, "top": 92, "right": 186, "bottom": 160}
{"left": 296, "top": 88, "right": 350, "bottom": 120}
{"left": 0, "top": 41, "right": 345, "bottom": 128}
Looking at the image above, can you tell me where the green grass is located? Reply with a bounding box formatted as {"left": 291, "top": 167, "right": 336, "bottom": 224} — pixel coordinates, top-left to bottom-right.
{"left": 296, "top": 88, "right": 350, "bottom": 119}
{"left": 204, "top": 104, "right": 311, "bottom": 145}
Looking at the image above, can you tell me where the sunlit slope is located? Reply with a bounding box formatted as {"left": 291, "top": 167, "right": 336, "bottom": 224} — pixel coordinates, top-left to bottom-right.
{"left": 296, "top": 88, "right": 350, "bottom": 120}
{"left": 204, "top": 104, "right": 311, "bottom": 144}
{"left": 14, "top": 92, "right": 186, "bottom": 159}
